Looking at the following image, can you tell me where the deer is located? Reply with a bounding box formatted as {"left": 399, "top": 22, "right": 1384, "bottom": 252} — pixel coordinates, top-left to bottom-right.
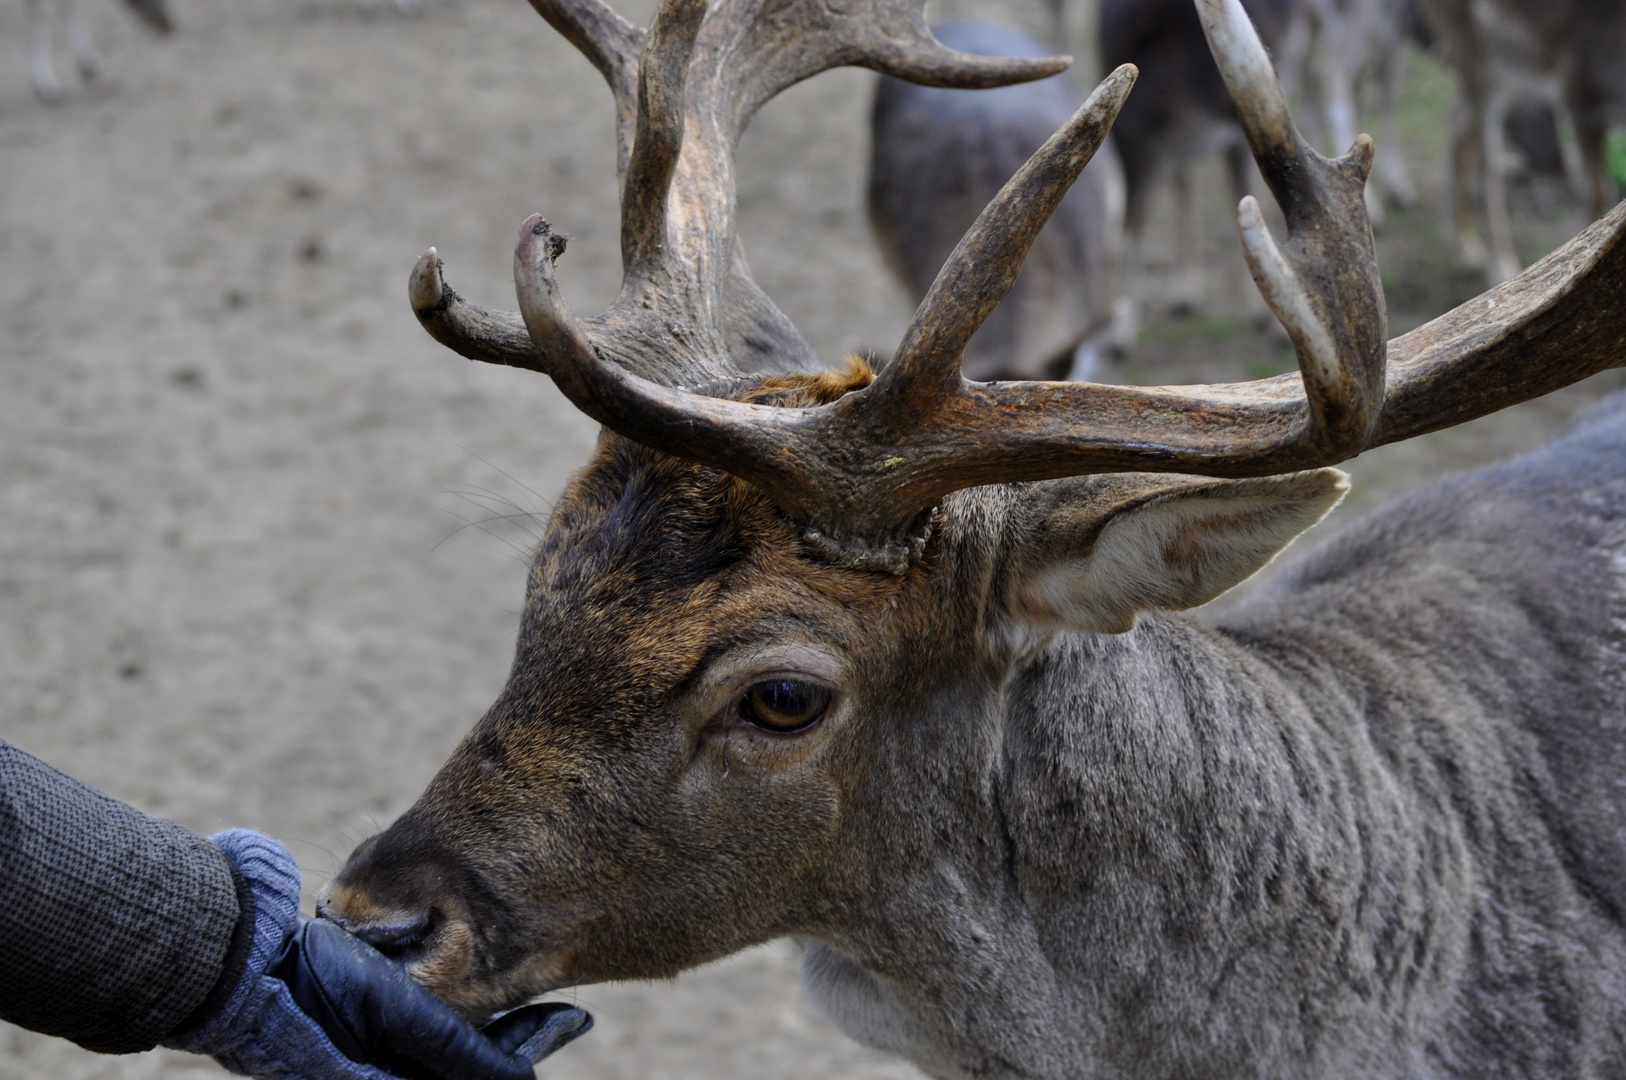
{"left": 314, "top": 0, "right": 1626, "bottom": 1072}
{"left": 868, "top": 19, "right": 1126, "bottom": 382}
{"left": 1291, "top": 0, "right": 1425, "bottom": 224}
{"left": 24, "top": 0, "right": 169, "bottom": 103}
{"left": 1416, "top": 0, "right": 1626, "bottom": 284}
{"left": 1098, "top": 0, "right": 1304, "bottom": 346}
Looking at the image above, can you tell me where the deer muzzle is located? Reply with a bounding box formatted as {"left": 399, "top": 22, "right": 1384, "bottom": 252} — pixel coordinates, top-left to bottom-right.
{"left": 315, "top": 827, "right": 541, "bottom": 1021}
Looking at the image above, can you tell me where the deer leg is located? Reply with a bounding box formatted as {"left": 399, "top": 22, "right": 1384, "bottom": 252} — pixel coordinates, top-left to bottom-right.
{"left": 1576, "top": 114, "right": 1612, "bottom": 217}
{"left": 1450, "top": 100, "right": 1490, "bottom": 271}
{"left": 1319, "top": 47, "right": 1379, "bottom": 225}
{"left": 1320, "top": 46, "right": 1357, "bottom": 155}
{"left": 1169, "top": 164, "right": 1205, "bottom": 315}
{"left": 1561, "top": 93, "right": 1612, "bottom": 217}
{"left": 1273, "top": 5, "right": 1314, "bottom": 103}
{"left": 1481, "top": 92, "right": 1521, "bottom": 284}
{"left": 1374, "top": 45, "right": 1417, "bottom": 207}
{"left": 1107, "top": 240, "right": 1143, "bottom": 354}
{"left": 1285, "top": 13, "right": 1326, "bottom": 150}
{"left": 1542, "top": 95, "right": 1591, "bottom": 202}
{"left": 1108, "top": 232, "right": 1144, "bottom": 353}
{"left": 27, "top": 0, "right": 64, "bottom": 102}
{"left": 1065, "top": 336, "right": 1101, "bottom": 381}
{"left": 1226, "top": 142, "right": 1274, "bottom": 328}
{"left": 1108, "top": 180, "right": 1149, "bottom": 354}
{"left": 66, "top": 0, "right": 99, "bottom": 83}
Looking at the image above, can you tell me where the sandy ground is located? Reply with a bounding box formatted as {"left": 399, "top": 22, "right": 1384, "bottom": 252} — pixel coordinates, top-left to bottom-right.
{"left": 1, "top": 0, "right": 1621, "bottom": 1076}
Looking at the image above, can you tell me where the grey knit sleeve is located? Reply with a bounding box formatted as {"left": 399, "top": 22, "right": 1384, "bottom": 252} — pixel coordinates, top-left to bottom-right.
{"left": 0, "top": 738, "right": 243, "bottom": 1054}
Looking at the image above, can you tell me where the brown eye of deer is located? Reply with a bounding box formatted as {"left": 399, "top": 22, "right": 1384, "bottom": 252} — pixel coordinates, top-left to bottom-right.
{"left": 738, "top": 680, "right": 831, "bottom": 733}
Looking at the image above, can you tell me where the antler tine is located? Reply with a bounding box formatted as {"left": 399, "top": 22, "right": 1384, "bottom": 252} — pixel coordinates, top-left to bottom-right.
{"left": 714, "top": 0, "right": 1073, "bottom": 131}
{"left": 514, "top": 216, "right": 603, "bottom": 386}
{"left": 867, "top": 35, "right": 1070, "bottom": 90}
{"left": 409, "top": 0, "right": 1084, "bottom": 391}
{"left": 1198, "top": 0, "right": 1385, "bottom": 454}
{"left": 873, "top": 65, "right": 1138, "bottom": 403}
{"left": 620, "top": 0, "right": 707, "bottom": 287}
{"left": 409, "top": 248, "right": 543, "bottom": 372}
{"left": 525, "top": 0, "right": 643, "bottom": 175}
{"left": 1197, "top": 0, "right": 1293, "bottom": 166}
{"left": 411, "top": 0, "right": 749, "bottom": 388}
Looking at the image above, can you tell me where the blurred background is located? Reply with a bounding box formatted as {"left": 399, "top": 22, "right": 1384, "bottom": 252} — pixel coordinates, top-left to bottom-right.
{"left": 1, "top": 0, "right": 1622, "bottom": 1075}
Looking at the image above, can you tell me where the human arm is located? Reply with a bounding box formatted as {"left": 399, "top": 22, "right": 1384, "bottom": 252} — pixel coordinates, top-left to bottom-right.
{"left": 0, "top": 739, "right": 589, "bottom": 1077}
{"left": 0, "top": 737, "right": 238, "bottom": 1053}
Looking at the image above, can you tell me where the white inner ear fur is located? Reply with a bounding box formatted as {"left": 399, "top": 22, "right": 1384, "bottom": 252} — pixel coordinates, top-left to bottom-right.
{"left": 1015, "top": 469, "right": 1348, "bottom": 635}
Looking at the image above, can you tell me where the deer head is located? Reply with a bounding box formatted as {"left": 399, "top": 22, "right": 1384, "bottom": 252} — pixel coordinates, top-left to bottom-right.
{"left": 318, "top": 0, "right": 1626, "bottom": 1027}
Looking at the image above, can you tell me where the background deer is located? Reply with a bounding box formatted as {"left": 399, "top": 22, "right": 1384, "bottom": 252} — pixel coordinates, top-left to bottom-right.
{"left": 1416, "top": 0, "right": 1626, "bottom": 283}
{"left": 1097, "top": 0, "right": 1298, "bottom": 343}
{"left": 1291, "top": 0, "right": 1425, "bottom": 223}
{"left": 316, "top": 0, "right": 1626, "bottom": 1075}
{"left": 868, "top": 20, "right": 1126, "bottom": 381}
{"left": 25, "top": 0, "right": 168, "bottom": 102}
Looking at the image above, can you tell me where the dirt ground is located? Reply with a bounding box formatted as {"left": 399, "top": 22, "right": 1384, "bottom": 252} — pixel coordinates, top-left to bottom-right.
{"left": 1, "top": 0, "right": 1621, "bottom": 1076}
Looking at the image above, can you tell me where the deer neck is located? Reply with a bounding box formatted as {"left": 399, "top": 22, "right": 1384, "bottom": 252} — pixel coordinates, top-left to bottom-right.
{"left": 805, "top": 612, "right": 1385, "bottom": 1079}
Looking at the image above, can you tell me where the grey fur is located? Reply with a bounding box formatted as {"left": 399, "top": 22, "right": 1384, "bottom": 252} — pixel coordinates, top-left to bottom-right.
{"left": 800, "top": 399, "right": 1626, "bottom": 1077}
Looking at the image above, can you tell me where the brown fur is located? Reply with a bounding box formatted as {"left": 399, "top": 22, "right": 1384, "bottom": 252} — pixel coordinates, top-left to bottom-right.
{"left": 324, "top": 363, "right": 952, "bottom": 1017}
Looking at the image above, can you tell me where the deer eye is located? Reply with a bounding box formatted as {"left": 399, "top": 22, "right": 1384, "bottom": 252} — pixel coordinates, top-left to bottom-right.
{"left": 738, "top": 679, "right": 831, "bottom": 733}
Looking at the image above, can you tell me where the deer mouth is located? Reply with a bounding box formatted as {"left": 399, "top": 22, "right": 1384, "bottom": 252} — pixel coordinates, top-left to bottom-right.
{"left": 405, "top": 928, "right": 582, "bottom": 1022}
{"left": 328, "top": 906, "right": 445, "bottom": 961}
{"left": 316, "top": 889, "right": 582, "bottom": 1020}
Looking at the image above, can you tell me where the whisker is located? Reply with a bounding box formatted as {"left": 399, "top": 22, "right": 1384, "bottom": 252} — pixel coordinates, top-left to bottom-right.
{"left": 433, "top": 511, "right": 540, "bottom": 558}
{"left": 442, "top": 489, "right": 547, "bottom": 532}
{"left": 438, "top": 509, "right": 535, "bottom": 561}
{"left": 454, "top": 446, "right": 557, "bottom": 513}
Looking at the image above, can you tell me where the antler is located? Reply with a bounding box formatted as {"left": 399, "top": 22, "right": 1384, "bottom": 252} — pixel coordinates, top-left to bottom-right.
{"left": 421, "top": 0, "right": 1626, "bottom": 574}
{"left": 411, "top": 0, "right": 1071, "bottom": 385}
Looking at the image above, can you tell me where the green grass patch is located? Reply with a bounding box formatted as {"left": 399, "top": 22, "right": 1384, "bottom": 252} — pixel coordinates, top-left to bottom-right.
{"left": 1246, "top": 356, "right": 1295, "bottom": 380}
{"left": 1609, "top": 131, "right": 1626, "bottom": 189}
{"left": 1142, "top": 315, "right": 1247, "bottom": 346}
{"left": 1397, "top": 53, "right": 1456, "bottom": 148}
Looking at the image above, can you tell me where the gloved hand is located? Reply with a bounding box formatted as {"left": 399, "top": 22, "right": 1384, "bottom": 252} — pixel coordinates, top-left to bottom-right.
{"left": 267, "top": 918, "right": 588, "bottom": 1080}
{"left": 164, "top": 830, "right": 590, "bottom": 1080}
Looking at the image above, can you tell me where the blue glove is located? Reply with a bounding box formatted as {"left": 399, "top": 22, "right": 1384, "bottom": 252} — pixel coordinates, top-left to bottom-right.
{"left": 164, "top": 830, "right": 590, "bottom": 1080}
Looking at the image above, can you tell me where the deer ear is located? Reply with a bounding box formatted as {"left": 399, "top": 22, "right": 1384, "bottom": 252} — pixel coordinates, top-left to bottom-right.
{"left": 1007, "top": 469, "right": 1347, "bottom": 635}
